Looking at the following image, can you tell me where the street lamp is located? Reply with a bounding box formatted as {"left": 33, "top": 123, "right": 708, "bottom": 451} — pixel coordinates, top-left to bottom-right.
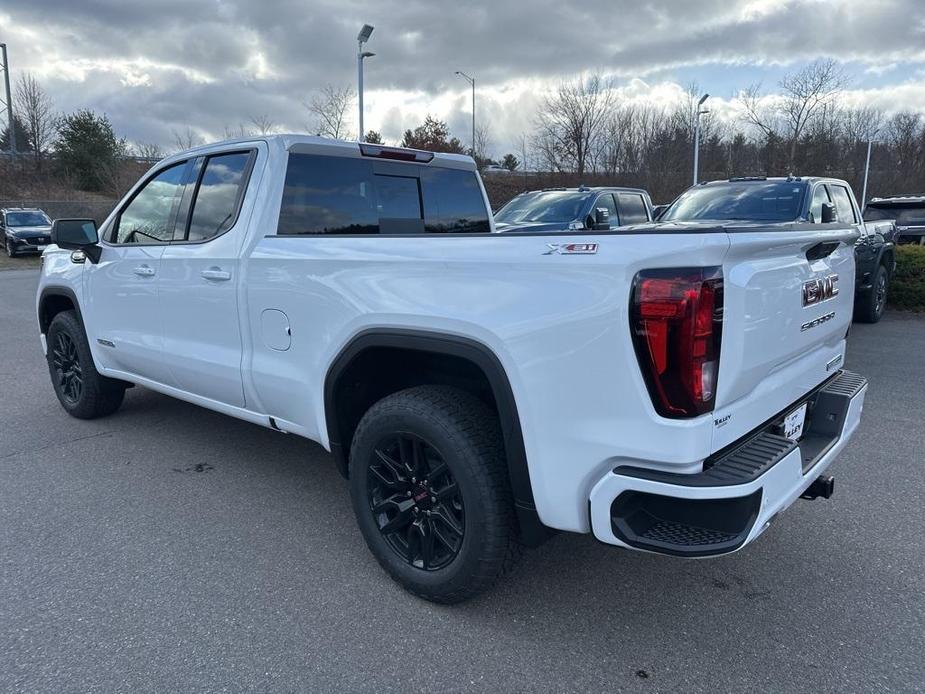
{"left": 861, "top": 132, "right": 879, "bottom": 210}
{"left": 357, "top": 24, "right": 375, "bottom": 142}
{"left": 455, "top": 71, "right": 475, "bottom": 159}
{"left": 0, "top": 43, "right": 16, "bottom": 155}
{"left": 692, "top": 93, "right": 709, "bottom": 185}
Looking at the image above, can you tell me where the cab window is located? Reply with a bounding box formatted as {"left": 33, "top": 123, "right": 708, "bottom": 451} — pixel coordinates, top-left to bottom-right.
{"left": 113, "top": 163, "right": 186, "bottom": 244}
{"left": 617, "top": 193, "right": 650, "bottom": 225}
{"left": 592, "top": 193, "right": 618, "bottom": 228}
{"left": 809, "top": 185, "right": 831, "bottom": 223}
{"left": 827, "top": 185, "right": 858, "bottom": 225}
{"left": 184, "top": 152, "right": 252, "bottom": 242}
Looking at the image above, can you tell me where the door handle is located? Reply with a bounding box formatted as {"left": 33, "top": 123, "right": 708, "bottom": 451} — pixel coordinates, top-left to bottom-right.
{"left": 133, "top": 265, "right": 156, "bottom": 277}
{"left": 201, "top": 268, "right": 232, "bottom": 282}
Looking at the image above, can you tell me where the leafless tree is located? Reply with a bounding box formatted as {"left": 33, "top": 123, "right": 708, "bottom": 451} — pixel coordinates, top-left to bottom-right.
{"left": 474, "top": 120, "right": 494, "bottom": 164}
{"left": 172, "top": 126, "right": 203, "bottom": 152}
{"left": 249, "top": 114, "right": 278, "bottom": 135}
{"left": 532, "top": 74, "right": 614, "bottom": 174}
{"left": 13, "top": 73, "right": 56, "bottom": 167}
{"left": 740, "top": 59, "right": 848, "bottom": 168}
{"left": 133, "top": 142, "right": 164, "bottom": 160}
{"left": 306, "top": 84, "right": 355, "bottom": 140}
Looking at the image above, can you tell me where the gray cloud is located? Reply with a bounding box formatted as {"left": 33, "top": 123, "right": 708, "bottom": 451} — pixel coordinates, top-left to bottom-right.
{"left": 1, "top": 0, "right": 924, "bottom": 153}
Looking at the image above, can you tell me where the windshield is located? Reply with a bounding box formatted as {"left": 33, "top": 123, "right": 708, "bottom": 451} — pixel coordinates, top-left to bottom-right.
{"left": 495, "top": 191, "right": 591, "bottom": 224}
{"left": 6, "top": 211, "right": 51, "bottom": 227}
{"left": 864, "top": 205, "right": 925, "bottom": 226}
{"left": 662, "top": 182, "right": 806, "bottom": 222}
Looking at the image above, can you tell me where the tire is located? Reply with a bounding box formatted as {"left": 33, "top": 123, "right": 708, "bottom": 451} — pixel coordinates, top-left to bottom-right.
{"left": 46, "top": 310, "right": 126, "bottom": 419}
{"left": 5, "top": 239, "right": 15, "bottom": 258}
{"left": 348, "top": 385, "right": 520, "bottom": 604}
{"left": 856, "top": 264, "right": 888, "bottom": 324}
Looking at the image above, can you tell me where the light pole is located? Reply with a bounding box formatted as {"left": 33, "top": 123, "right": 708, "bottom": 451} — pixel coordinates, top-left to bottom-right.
{"left": 692, "top": 93, "right": 709, "bottom": 185}
{"left": 861, "top": 135, "right": 877, "bottom": 209}
{"left": 455, "top": 71, "right": 475, "bottom": 159}
{"left": 357, "top": 24, "right": 374, "bottom": 142}
{"left": 0, "top": 43, "right": 16, "bottom": 155}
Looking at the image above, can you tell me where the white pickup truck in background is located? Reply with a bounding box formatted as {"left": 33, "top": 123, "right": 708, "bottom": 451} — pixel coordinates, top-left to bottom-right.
{"left": 37, "top": 135, "right": 868, "bottom": 603}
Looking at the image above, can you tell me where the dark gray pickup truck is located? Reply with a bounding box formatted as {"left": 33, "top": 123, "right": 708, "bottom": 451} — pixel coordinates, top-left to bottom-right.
{"left": 660, "top": 177, "right": 897, "bottom": 323}
{"left": 864, "top": 195, "right": 925, "bottom": 245}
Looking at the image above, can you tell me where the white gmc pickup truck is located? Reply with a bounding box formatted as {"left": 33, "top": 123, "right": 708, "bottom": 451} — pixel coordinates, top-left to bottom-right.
{"left": 37, "top": 135, "right": 868, "bottom": 603}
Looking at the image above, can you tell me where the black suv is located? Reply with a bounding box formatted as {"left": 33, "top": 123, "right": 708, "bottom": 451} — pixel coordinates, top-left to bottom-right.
{"left": 1, "top": 208, "right": 54, "bottom": 257}
{"left": 659, "top": 177, "right": 897, "bottom": 323}
{"left": 494, "top": 186, "right": 653, "bottom": 232}
{"left": 864, "top": 196, "right": 925, "bottom": 244}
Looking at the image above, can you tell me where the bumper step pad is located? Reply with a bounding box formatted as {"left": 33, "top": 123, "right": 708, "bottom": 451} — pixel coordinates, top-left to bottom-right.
{"left": 609, "top": 370, "right": 867, "bottom": 557}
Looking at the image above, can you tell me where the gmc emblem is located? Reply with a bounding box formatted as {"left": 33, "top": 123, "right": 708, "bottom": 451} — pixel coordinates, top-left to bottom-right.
{"left": 803, "top": 274, "right": 839, "bottom": 307}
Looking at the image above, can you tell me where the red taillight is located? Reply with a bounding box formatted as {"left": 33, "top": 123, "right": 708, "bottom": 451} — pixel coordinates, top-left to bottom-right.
{"left": 630, "top": 267, "right": 723, "bottom": 418}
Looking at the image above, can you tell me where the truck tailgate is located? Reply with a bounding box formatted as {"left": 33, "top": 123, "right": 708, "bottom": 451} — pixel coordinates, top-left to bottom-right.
{"left": 712, "top": 225, "right": 858, "bottom": 450}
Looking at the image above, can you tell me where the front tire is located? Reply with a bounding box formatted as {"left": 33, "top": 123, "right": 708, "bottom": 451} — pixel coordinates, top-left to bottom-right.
{"left": 5, "top": 239, "right": 15, "bottom": 258}
{"left": 857, "top": 264, "right": 888, "bottom": 323}
{"left": 349, "top": 385, "right": 520, "bottom": 604}
{"left": 46, "top": 311, "right": 126, "bottom": 419}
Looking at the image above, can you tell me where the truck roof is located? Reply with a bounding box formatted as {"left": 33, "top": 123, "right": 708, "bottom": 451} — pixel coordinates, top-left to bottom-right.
{"left": 868, "top": 195, "right": 925, "bottom": 205}
{"left": 160, "top": 134, "right": 477, "bottom": 171}
{"left": 698, "top": 176, "right": 849, "bottom": 186}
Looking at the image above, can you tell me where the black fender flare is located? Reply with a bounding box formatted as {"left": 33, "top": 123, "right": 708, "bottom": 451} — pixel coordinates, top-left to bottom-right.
{"left": 38, "top": 285, "right": 84, "bottom": 334}
{"left": 324, "top": 328, "right": 552, "bottom": 546}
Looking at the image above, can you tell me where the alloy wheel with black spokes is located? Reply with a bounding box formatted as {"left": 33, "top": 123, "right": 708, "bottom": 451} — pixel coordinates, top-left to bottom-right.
{"left": 349, "top": 385, "right": 520, "bottom": 603}
{"left": 45, "top": 310, "right": 126, "bottom": 419}
{"left": 367, "top": 433, "right": 465, "bottom": 571}
{"left": 875, "top": 269, "right": 887, "bottom": 318}
{"left": 52, "top": 331, "right": 83, "bottom": 405}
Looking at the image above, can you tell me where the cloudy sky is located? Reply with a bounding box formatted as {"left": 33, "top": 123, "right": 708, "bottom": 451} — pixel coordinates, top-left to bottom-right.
{"left": 1, "top": 0, "right": 924, "bottom": 157}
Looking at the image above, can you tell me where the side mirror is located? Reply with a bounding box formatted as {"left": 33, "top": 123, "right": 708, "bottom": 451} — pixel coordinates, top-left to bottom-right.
{"left": 820, "top": 202, "right": 836, "bottom": 224}
{"left": 52, "top": 218, "right": 101, "bottom": 263}
{"left": 652, "top": 204, "right": 668, "bottom": 221}
{"left": 591, "top": 207, "right": 611, "bottom": 230}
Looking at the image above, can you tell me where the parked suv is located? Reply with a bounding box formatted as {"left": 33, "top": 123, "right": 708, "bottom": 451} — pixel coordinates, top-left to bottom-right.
{"left": 494, "top": 186, "right": 653, "bottom": 232}
{"left": 1, "top": 207, "right": 53, "bottom": 257}
{"left": 37, "top": 137, "right": 867, "bottom": 602}
{"left": 660, "top": 177, "right": 897, "bottom": 323}
{"left": 864, "top": 195, "right": 925, "bottom": 244}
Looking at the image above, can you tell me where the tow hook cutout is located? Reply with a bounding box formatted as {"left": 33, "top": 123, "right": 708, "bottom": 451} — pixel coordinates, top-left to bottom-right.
{"left": 801, "top": 475, "right": 835, "bottom": 500}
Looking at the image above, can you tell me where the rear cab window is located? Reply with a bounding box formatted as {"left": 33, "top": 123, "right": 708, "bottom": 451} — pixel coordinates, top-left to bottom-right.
{"left": 277, "top": 153, "right": 490, "bottom": 235}
{"left": 616, "top": 193, "right": 650, "bottom": 225}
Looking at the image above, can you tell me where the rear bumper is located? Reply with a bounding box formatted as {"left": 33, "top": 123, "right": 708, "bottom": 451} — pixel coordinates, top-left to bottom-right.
{"left": 588, "top": 370, "right": 867, "bottom": 556}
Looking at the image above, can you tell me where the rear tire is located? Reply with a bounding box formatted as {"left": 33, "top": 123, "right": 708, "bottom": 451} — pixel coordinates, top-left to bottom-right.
{"left": 856, "top": 264, "right": 888, "bottom": 324}
{"left": 46, "top": 311, "right": 126, "bottom": 419}
{"left": 348, "top": 385, "right": 520, "bottom": 604}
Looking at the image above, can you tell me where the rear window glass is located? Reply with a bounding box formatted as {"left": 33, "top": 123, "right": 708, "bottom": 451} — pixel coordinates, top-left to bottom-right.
{"left": 277, "top": 153, "right": 489, "bottom": 235}
{"left": 661, "top": 182, "right": 805, "bottom": 222}
{"left": 864, "top": 205, "right": 925, "bottom": 226}
{"left": 617, "top": 193, "right": 649, "bottom": 224}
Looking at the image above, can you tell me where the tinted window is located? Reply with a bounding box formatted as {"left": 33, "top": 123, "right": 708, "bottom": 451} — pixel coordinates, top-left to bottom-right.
{"left": 278, "top": 155, "right": 378, "bottom": 235}
{"left": 617, "top": 193, "right": 649, "bottom": 225}
{"left": 6, "top": 211, "right": 50, "bottom": 226}
{"left": 589, "top": 193, "right": 617, "bottom": 228}
{"left": 277, "top": 153, "right": 489, "bottom": 235}
{"left": 115, "top": 163, "right": 186, "bottom": 244}
{"left": 421, "top": 168, "right": 490, "bottom": 233}
{"left": 661, "top": 182, "right": 805, "bottom": 222}
{"left": 828, "top": 185, "right": 857, "bottom": 224}
{"left": 494, "top": 191, "right": 591, "bottom": 224}
{"left": 375, "top": 174, "right": 423, "bottom": 234}
{"left": 186, "top": 152, "right": 251, "bottom": 242}
{"left": 809, "top": 185, "right": 831, "bottom": 223}
{"left": 864, "top": 205, "right": 925, "bottom": 226}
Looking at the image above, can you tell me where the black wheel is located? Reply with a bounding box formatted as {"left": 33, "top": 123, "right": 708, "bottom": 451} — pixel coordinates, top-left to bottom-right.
{"left": 349, "top": 385, "right": 520, "bottom": 604}
{"left": 857, "top": 264, "right": 888, "bottom": 323}
{"left": 46, "top": 311, "right": 126, "bottom": 419}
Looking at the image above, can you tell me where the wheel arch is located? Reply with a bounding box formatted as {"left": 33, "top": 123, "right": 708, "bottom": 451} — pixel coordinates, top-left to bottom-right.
{"left": 324, "top": 328, "right": 552, "bottom": 546}
{"left": 38, "top": 286, "right": 83, "bottom": 335}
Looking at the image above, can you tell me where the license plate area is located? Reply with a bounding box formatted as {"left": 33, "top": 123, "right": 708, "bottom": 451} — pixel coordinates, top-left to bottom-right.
{"left": 780, "top": 402, "right": 808, "bottom": 441}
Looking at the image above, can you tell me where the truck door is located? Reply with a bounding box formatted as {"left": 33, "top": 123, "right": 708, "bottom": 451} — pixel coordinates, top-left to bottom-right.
{"left": 82, "top": 161, "right": 188, "bottom": 385}
{"left": 157, "top": 148, "right": 259, "bottom": 408}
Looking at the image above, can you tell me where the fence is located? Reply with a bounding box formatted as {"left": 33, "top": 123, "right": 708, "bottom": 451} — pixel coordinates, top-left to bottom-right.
{"left": 0, "top": 199, "right": 119, "bottom": 225}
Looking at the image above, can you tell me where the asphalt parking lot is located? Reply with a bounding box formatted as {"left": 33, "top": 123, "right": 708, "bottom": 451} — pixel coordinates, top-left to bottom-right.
{"left": 1, "top": 267, "right": 923, "bottom": 693}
